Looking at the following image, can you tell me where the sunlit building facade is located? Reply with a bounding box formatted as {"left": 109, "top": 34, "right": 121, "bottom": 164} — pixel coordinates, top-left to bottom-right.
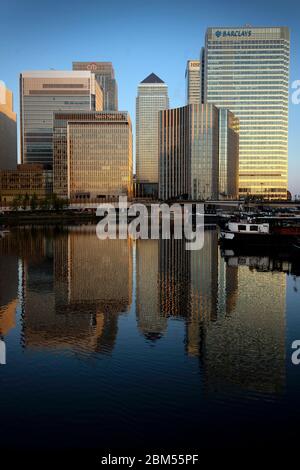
{"left": 0, "top": 164, "right": 52, "bottom": 203}
{"left": 53, "top": 111, "right": 132, "bottom": 199}
{"left": 0, "top": 81, "right": 17, "bottom": 170}
{"left": 20, "top": 71, "right": 103, "bottom": 168}
{"left": 201, "top": 27, "right": 290, "bottom": 199}
{"left": 136, "top": 73, "right": 169, "bottom": 197}
{"left": 159, "top": 104, "right": 239, "bottom": 200}
{"left": 185, "top": 60, "right": 200, "bottom": 104}
{"left": 72, "top": 62, "right": 118, "bottom": 111}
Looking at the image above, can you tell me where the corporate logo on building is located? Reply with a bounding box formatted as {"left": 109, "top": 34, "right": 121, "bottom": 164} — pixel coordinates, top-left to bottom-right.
{"left": 94, "top": 113, "right": 126, "bottom": 121}
{"left": 215, "top": 30, "right": 252, "bottom": 38}
{"left": 87, "top": 63, "right": 98, "bottom": 71}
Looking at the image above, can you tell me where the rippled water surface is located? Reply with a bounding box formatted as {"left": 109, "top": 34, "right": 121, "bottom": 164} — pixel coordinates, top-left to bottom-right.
{"left": 0, "top": 225, "right": 300, "bottom": 449}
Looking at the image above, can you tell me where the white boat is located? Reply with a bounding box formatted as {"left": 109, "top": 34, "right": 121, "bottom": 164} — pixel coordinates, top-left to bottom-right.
{"left": 220, "top": 221, "right": 270, "bottom": 241}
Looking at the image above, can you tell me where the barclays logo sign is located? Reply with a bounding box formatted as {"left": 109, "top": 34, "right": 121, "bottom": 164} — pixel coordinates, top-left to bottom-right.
{"left": 215, "top": 30, "right": 252, "bottom": 38}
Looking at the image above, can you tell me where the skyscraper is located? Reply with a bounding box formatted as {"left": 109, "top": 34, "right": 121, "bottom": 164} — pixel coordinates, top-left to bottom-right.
{"left": 20, "top": 71, "right": 103, "bottom": 168}
{"left": 53, "top": 111, "right": 132, "bottom": 199}
{"left": 185, "top": 60, "right": 200, "bottom": 104}
{"left": 0, "top": 81, "right": 17, "bottom": 170}
{"left": 201, "top": 27, "right": 290, "bottom": 199}
{"left": 159, "top": 104, "right": 239, "bottom": 200}
{"left": 72, "top": 62, "right": 118, "bottom": 111}
{"left": 219, "top": 108, "right": 240, "bottom": 198}
{"left": 136, "top": 73, "right": 169, "bottom": 197}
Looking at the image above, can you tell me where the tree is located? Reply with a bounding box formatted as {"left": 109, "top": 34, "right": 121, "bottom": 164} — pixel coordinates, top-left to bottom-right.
{"left": 12, "top": 194, "right": 23, "bottom": 211}
{"left": 51, "top": 193, "right": 68, "bottom": 211}
{"left": 22, "top": 193, "right": 30, "bottom": 211}
{"left": 40, "top": 195, "right": 51, "bottom": 211}
{"left": 30, "top": 194, "right": 38, "bottom": 211}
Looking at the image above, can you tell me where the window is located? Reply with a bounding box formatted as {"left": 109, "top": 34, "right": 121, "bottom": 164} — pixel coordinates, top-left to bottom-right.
{"left": 238, "top": 224, "right": 247, "bottom": 231}
{"left": 250, "top": 225, "right": 258, "bottom": 231}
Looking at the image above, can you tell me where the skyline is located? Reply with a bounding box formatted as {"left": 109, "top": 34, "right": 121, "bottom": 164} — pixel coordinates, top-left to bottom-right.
{"left": 1, "top": 0, "right": 299, "bottom": 195}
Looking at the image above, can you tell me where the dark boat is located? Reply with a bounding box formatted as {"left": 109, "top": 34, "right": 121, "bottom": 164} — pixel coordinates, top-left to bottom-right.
{"left": 219, "top": 216, "right": 300, "bottom": 248}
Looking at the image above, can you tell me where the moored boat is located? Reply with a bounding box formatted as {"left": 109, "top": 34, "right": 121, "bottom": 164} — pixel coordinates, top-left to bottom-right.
{"left": 219, "top": 216, "right": 300, "bottom": 248}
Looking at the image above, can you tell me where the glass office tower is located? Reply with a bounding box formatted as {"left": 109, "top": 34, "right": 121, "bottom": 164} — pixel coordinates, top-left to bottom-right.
{"left": 201, "top": 27, "right": 290, "bottom": 199}
{"left": 219, "top": 109, "right": 240, "bottom": 198}
{"left": 185, "top": 60, "right": 200, "bottom": 105}
{"left": 136, "top": 73, "right": 169, "bottom": 197}
{"left": 20, "top": 71, "right": 103, "bottom": 168}
{"left": 159, "top": 104, "right": 239, "bottom": 200}
{"left": 72, "top": 62, "right": 118, "bottom": 111}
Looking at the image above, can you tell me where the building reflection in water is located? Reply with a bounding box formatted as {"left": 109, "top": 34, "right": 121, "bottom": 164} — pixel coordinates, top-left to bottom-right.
{"left": 0, "top": 226, "right": 290, "bottom": 394}
{"left": 136, "top": 240, "right": 167, "bottom": 341}
{"left": 21, "top": 227, "right": 132, "bottom": 355}
{"left": 0, "top": 234, "right": 18, "bottom": 337}
{"left": 202, "top": 260, "right": 286, "bottom": 394}
{"left": 153, "top": 231, "right": 286, "bottom": 394}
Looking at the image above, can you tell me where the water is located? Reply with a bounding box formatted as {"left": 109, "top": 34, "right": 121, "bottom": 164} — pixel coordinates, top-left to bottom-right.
{"left": 0, "top": 225, "right": 300, "bottom": 449}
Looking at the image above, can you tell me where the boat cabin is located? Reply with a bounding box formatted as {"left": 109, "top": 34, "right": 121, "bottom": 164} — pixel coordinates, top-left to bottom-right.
{"left": 227, "top": 221, "right": 270, "bottom": 234}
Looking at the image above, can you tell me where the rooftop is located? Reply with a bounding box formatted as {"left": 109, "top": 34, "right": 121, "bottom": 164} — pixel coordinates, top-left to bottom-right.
{"left": 141, "top": 73, "right": 165, "bottom": 84}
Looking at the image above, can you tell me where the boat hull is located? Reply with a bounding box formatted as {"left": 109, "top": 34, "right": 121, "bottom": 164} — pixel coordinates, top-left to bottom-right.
{"left": 219, "top": 230, "right": 300, "bottom": 248}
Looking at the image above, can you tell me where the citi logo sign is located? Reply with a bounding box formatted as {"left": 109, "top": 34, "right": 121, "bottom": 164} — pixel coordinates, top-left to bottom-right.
{"left": 215, "top": 30, "right": 252, "bottom": 38}
{"left": 87, "top": 63, "right": 98, "bottom": 71}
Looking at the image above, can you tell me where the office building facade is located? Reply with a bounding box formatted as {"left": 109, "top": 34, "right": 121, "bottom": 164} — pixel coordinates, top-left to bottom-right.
{"left": 72, "top": 62, "right": 118, "bottom": 111}
{"left": 219, "top": 108, "right": 239, "bottom": 198}
{"left": 20, "top": 71, "right": 103, "bottom": 168}
{"left": 53, "top": 111, "right": 132, "bottom": 199}
{"left": 136, "top": 73, "right": 169, "bottom": 197}
{"left": 159, "top": 104, "right": 239, "bottom": 200}
{"left": 0, "top": 164, "right": 52, "bottom": 203}
{"left": 0, "top": 81, "right": 17, "bottom": 170}
{"left": 201, "top": 27, "right": 290, "bottom": 199}
{"left": 185, "top": 60, "right": 200, "bottom": 105}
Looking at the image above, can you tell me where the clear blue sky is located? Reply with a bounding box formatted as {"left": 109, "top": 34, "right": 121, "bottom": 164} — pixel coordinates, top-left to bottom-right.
{"left": 1, "top": 0, "right": 299, "bottom": 195}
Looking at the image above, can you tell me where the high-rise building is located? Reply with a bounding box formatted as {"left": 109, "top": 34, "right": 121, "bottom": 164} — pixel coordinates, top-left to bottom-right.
{"left": 201, "top": 27, "right": 290, "bottom": 199}
{"left": 159, "top": 104, "right": 239, "bottom": 200}
{"left": 72, "top": 62, "right": 118, "bottom": 111}
{"left": 185, "top": 60, "right": 200, "bottom": 104}
{"left": 219, "top": 109, "right": 239, "bottom": 198}
{"left": 0, "top": 81, "right": 17, "bottom": 170}
{"left": 20, "top": 71, "right": 103, "bottom": 168}
{"left": 136, "top": 73, "right": 169, "bottom": 197}
{"left": 53, "top": 111, "right": 132, "bottom": 199}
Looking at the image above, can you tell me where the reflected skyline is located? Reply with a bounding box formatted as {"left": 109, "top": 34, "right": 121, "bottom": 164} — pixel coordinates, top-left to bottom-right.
{"left": 0, "top": 224, "right": 300, "bottom": 449}
{"left": 0, "top": 226, "right": 293, "bottom": 394}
